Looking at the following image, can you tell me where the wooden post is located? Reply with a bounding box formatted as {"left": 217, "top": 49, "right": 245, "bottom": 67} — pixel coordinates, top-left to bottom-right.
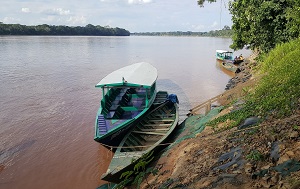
{"left": 205, "top": 102, "right": 211, "bottom": 115}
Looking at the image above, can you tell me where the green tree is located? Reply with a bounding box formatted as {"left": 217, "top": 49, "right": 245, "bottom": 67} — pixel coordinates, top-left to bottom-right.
{"left": 0, "top": 23, "right": 130, "bottom": 36}
{"left": 198, "top": 0, "right": 300, "bottom": 53}
{"left": 197, "top": 0, "right": 217, "bottom": 7}
{"left": 286, "top": 0, "right": 300, "bottom": 40}
{"left": 229, "top": 0, "right": 295, "bottom": 52}
{"left": 222, "top": 25, "right": 231, "bottom": 30}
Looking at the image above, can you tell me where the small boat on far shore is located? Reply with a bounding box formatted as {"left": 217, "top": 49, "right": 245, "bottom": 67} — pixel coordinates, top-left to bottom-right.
{"left": 220, "top": 60, "right": 238, "bottom": 73}
{"left": 101, "top": 96, "right": 179, "bottom": 184}
{"left": 94, "top": 62, "right": 159, "bottom": 149}
{"left": 216, "top": 50, "right": 244, "bottom": 65}
{"left": 216, "top": 50, "right": 234, "bottom": 61}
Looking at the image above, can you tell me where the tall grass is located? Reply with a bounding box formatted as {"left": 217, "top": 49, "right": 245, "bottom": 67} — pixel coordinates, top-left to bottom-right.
{"left": 249, "top": 38, "right": 300, "bottom": 117}
{"left": 208, "top": 38, "right": 300, "bottom": 129}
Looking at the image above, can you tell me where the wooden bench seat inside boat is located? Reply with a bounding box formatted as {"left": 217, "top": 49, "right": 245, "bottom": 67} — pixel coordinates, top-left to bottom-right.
{"left": 131, "top": 131, "right": 166, "bottom": 135}
{"left": 138, "top": 128, "right": 169, "bottom": 132}
{"left": 142, "top": 123, "right": 172, "bottom": 127}
{"left": 148, "top": 119, "right": 174, "bottom": 122}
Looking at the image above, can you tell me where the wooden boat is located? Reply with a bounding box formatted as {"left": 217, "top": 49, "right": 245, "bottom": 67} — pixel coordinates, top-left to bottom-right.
{"left": 94, "top": 62, "right": 159, "bottom": 148}
{"left": 96, "top": 183, "right": 116, "bottom": 189}
{"left": 220, "top": 60, "right": 238, "bottom": 73}
{"left": 101, "top": 98, "right": 179, "bottom": 183}
{"left": 216, "top": 50, "right": 234, "bottom": 61}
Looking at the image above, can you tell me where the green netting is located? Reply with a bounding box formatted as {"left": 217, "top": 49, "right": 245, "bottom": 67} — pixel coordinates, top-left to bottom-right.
{"left": 163, "top": 106, "right": 224, "bottom": 153}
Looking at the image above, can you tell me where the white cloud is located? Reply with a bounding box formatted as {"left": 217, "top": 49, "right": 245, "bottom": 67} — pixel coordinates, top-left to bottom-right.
{"left": 99, "top": 0, "right": 152, "bottom": 3}
{"left": 66, "top": 16, "right": 87, "bottom": 25}
{"left": 40, "top": 15, "right": 56, "bottom": 22}
{"left": 3, "top": 17, "right": 20, "bottom": 23}
{"left": 0, "top": 0, "right": 232, "bottom": 31}
{"left": 191, "top": 24, "right": 205, "bottom": 31}
{"left": 42, "top": 8, "right": 71, "bottom": 16}
{"left": 210, "top": 21, "right": 219, "bottom": 29}
{"left": 128, "top": 0, "right": 152, "bottom": 4}
{"left": 21, "top": 8, "right": 31, "bottom": 13}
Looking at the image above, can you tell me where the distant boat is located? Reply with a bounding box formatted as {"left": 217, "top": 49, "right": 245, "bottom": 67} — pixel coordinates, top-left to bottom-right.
{"left": 216, "top": 50, "right": 234, "bottom": 61}
{"left": 94, "top": 62, "right": 160, "bottom": 148}
{"left": 220, "top": 60, "right": 238, "bottom": 73}
{"left": 101, "top": 97, "right": 179, "bottom": 183}
{"left": 216, "top": 50, "right": 244, "bottom": 65}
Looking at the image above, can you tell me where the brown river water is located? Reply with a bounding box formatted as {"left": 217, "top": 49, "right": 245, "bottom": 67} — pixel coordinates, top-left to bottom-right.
{"left": 0, "top": 36, "right": 251, "bottom": 189}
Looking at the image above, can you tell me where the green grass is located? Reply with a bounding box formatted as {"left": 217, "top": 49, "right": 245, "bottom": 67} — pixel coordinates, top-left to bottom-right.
{"left": 250, "top": 38, "right": 300, "bottom": 117}
{"left": 207, "top": 37, "right": 300, "bottom": 128}
{"left": 206, "top": 108, "right": 254, "bottom": 130}
{"left": 246, "top": 150, "right": 264, "bottom": 161}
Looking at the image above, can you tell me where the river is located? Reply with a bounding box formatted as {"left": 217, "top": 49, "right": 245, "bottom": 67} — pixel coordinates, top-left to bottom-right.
{"left": 0, "top": 36, "right": 251, "bottom": 189}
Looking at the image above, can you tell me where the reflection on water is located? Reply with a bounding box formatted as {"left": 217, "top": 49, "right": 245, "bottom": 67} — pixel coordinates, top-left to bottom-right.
{"left": 0, "top": 36, "right": 251, "bottom": 189}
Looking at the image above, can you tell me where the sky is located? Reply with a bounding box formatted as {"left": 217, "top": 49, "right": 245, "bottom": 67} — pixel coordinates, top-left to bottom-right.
{"left": 0, "top": 0, "right": 232, "bottom": 32}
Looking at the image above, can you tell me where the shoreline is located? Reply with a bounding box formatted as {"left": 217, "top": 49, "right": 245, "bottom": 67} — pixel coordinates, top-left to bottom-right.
{"left": 137, "top": 55, "right": 300, "bottom": 189}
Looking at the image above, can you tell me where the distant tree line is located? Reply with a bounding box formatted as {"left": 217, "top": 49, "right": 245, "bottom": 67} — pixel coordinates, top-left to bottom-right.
{"left": 131, "top": 26, "right": 232, "bottom": 37}
{"left": 0, "top": 23, "right": 130, "bottom": 36}
{"left": 131, "top": 31, "right": 208, "bottom": 36}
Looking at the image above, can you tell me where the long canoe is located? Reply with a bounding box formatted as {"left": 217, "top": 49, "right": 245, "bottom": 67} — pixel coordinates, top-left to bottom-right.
{"left": 220, "top": 60, "right": 238, "bottom": 73}
{"left": 101, "top": 98, "right": 179, "bottom": 183}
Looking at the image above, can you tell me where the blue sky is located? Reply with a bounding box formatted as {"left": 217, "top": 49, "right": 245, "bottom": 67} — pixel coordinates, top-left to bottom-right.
{"left": 0, "top": 0, "right": 232, "bottom": 32}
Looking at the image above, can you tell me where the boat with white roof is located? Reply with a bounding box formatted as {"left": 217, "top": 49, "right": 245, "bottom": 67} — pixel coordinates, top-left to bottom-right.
{"left": 94, "top": 62, "right": 168, "bottom": 149}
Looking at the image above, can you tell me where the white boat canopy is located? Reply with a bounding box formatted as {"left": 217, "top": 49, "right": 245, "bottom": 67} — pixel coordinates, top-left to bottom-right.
{"left": 96, "top": 62, "right": 158, "bottom": 88}
{"left": 216, "top": 50, "right": 233, "bottom": 53}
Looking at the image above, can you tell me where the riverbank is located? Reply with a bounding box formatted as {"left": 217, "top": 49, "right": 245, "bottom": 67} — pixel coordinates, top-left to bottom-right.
{"left": 138, "top": 55, "right": 300, "bottom": 189}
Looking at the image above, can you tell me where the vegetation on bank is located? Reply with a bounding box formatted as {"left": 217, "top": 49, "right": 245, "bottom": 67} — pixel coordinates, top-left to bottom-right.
{"left": 128, "top": 1, "right": 300, "bottom": 188}
{"left": 249, "top": 38, "right": 300, "bottom": 117}
{"left": 0, "top": 23, "right": 130, "bottom": 36}
{"left": 208, "top": 37, "right": 300, "bottom": 129}
{"left": 131, "top": 26, "right": 232, "bottom": 37}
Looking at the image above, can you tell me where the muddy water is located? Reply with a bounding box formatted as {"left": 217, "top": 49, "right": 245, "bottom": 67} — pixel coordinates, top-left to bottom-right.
{"left": 0, "top": 36, "right": 251, "bottom": 189}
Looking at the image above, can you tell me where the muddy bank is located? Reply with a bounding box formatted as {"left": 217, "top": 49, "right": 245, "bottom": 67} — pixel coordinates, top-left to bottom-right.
{"left": 225, "top": 56, "right": 257, "bottom": 90}
{"left": 138, "top": 56, "right": 300, "bottom": 189}
{"left": 141, "top": 113, "right": 300, "bottom": 189}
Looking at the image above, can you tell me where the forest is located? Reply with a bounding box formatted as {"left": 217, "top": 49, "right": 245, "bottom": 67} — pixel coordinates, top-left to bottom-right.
{"left": 0, "top": 23, "right": 130, "bottom": 36}
{"left": 198, "top": 0, "right": 300, "bottom": 53}
{"left": 131, "top": 26, "right": 232, "bottom": 37}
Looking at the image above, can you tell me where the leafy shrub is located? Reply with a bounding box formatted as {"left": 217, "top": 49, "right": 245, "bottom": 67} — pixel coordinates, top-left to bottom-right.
{"left": 249, "top": 38, "right": 300, "bottom": 117}
{"left": 246, "top": 150, "right": 264, "bottom": 161}
{"left": 207, "top": 38, "right": 300, "bottom": 129}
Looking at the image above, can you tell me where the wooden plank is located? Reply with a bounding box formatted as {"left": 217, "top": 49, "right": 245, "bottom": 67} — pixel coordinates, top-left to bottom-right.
{"left": 189, "top": 76, "right": 263, "bottom": 115}
{"left": 140, "top": 128, "right": 169, "bottom": 132}
{"left": 152, "top": 113, "right": 175, "bottom": 116}
{"left": 151, "top": 114, "right": 175, "bottom": 117}
{"left": 149, "top": 119, "right": 174, "bottom": 122}
{"left": 132, "top": 131, "right": 166, "bottom": 136}
{"left": 143, "top": 123, "right": 172, "bottom": 127}
{"left": 155, "top": 97, "right": 166, "bottom": 99}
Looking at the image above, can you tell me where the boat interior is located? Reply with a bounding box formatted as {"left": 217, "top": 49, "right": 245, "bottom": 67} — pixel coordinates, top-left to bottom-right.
{"left": 120, "top": 102, "right": 177, "bottom": 152}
